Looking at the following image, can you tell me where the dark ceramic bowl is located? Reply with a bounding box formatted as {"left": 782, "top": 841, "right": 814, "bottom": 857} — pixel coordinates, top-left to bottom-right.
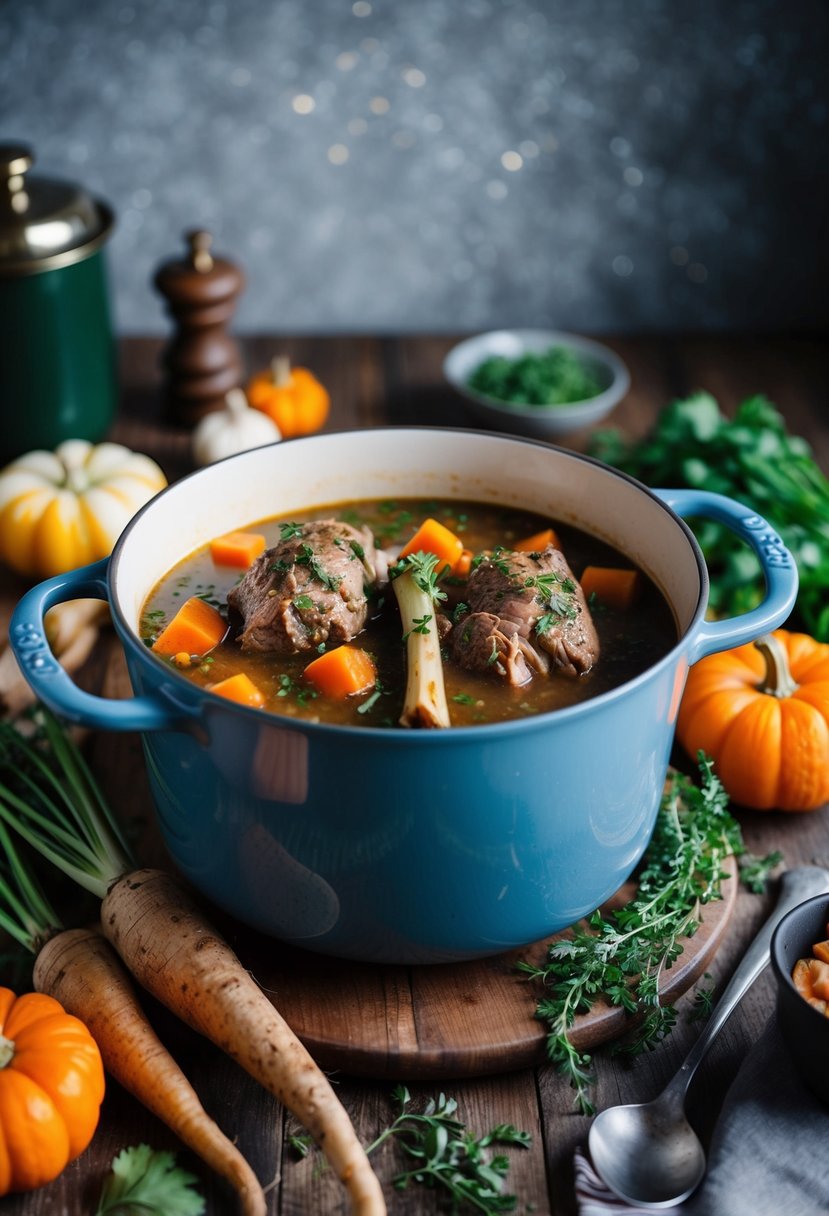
{"left": 771, "top": 894, "right": 829, "bottom": 1106}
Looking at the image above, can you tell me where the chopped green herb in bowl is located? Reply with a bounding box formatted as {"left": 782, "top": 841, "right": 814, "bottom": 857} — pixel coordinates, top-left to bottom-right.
{"left": 444, "top": 329, "right": 630, "bottom": 438}
{"left": 468, "top": 344, "right": 603, "bottom": 406}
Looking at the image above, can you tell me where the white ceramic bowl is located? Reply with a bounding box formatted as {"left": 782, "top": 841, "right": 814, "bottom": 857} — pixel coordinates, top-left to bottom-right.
{"left": 444, "top": 329, "right": 630, "bottom": 438}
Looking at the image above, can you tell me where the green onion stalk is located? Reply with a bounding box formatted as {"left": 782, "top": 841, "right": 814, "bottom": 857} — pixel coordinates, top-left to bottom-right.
{"left": 0, "top": 710, "right": 134, "bottom": 901}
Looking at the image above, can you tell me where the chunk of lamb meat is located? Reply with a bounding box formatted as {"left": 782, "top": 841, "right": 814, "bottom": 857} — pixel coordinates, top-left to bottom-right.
{"left": 452, "top": 545, "right": 599, "bottom": 685}
{"left": 227, "top": 519, "right": 377, "bottom": 654}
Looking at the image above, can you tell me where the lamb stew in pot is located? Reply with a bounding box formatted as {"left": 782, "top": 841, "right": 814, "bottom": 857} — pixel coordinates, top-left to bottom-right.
{"left": 140, "top": 498, "right": 677, "bottom": 728}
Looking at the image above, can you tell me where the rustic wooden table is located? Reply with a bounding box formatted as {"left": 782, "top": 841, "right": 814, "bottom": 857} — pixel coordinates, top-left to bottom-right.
{"left": 2, "top": 333, "right": 827, "bottom": 1216}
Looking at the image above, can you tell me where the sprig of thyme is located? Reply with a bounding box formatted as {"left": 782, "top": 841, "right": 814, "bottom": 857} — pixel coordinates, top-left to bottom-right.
{"left": 738, "top": 849, "right": 783, "bottom": 893}
{"left": 518, "top": 756, "right": 771, "bottom": 1115}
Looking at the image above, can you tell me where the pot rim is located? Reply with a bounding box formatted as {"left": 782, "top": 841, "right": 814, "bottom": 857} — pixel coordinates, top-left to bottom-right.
{"left": 109, "top": 426, "right": 708, "bottom": 740}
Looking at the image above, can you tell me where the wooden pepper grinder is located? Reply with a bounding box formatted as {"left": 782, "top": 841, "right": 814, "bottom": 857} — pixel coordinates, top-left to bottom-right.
{"left": 154, "top": 230, "right": 245, "bottom": 426}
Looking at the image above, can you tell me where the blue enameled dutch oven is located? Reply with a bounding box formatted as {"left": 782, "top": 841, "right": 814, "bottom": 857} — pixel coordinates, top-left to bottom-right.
{"left": 9, "top": 429, "right": 798, "bottom": 963}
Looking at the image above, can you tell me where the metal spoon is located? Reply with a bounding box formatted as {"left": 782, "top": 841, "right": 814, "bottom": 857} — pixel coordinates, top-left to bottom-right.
{"left": 587, "top": 865, "right": 829, "bottom": 1209}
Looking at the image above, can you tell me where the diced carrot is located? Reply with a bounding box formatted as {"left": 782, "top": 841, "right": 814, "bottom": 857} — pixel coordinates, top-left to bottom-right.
{"left": 152, "top": 597, "right": 227, "bottom": 657}
{"left": 207, "top": 672, "right": 266, "bottom": 708}
{"left": 303, "top": 645, "right": 377, "bottom": 699}
{"left": 209, "top": 531, "right": 267, "bottom": 568}
{"left": 793, "top": 957, "right": 814, "bottom": 999}
{"left": 398, "top": 517, "right": 464, "bottom": 574}
{"left": 809, "top": 959, "right": 829, "bottom": 1001}
{"left": 814, "top": 938, "right": 829, "bottom": 964}
{"left": 792, "top": 956, "right": 829, "bottom": 1000}
{"left": 514, "top": 527, "right": 560, "bottom": 553}
{"left": 580, "top": 565, "right": 642, "bottom": 610}
{"left": 453, "top": 548, "right": 474, "bottom": 578}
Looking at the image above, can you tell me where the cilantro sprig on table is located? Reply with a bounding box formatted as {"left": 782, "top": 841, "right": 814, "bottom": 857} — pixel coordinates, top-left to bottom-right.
{"left": 367, "top": 1086, "right": 531, "bottom": 1212}
{"left": 290, "top": 1086, "right": 531, "bottom": 1213}
{"left": 590, "top": 391, "right": 829, "bottom": 640}
{"left": 95, "top": 1145, "right": 205, "bottom": 1216}
{"left": 519, "top": 757, "right": 778, "bottom": 1115}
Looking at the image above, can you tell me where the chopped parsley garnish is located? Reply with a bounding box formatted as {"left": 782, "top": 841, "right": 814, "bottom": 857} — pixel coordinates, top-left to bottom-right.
{"left": 452, "top": 692, "right": 477, "bottom": 705}
{"left": 276, "top": 674, "right": 294, "bottom": 698}
{"left": 486, "top": 638, "right": 499, "bottom": 665}
{"left": 350, "top": 540, "right": 365, "bottom": 560}
{"left": 402, "top": 614, "right": 432, "bottom": 641}
{"left": 489, "top": 547, "right": 514, "bottom": 577}
{"left": 357, "top": 685, "right": 383, "bottom": 715}
{"left": 452, "top": 601, "right": 469, "bottom": 623}
{"left": 525, "top": 571, "right": 578, "bottom": 622}
{"left": 277, "top": 672, "right": 318, "bottom": 707}
{"left": 294, "top": 544, "right": 343, "bottom": 591}
{"left": 141, "top": 608, "right": 166, "bottom": 637}
{"left": 279, "top": 521, "right": 304, "bottom": 540}
{"left": 468, "top": 343, "right": 602, "bottom": 406}
{"left": 536, "top": 612, "right": 555, "bottom": 635}
{"left": 391, "top": 552, "right": 448, "bottom": 604}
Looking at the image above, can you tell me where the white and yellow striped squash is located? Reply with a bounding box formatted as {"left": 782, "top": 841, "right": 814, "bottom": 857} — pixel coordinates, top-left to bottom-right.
{"left": 0, "top": 440, "right": 167, "bottom": 578}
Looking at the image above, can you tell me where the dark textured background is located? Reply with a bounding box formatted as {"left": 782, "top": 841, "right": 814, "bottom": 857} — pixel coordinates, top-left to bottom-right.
{"left": 2, "top": 0, "right": 827, "bottom": 335}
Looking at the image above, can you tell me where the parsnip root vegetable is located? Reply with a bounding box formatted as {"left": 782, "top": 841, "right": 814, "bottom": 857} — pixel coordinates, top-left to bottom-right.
{"left": 0, "top": 819, "right": 265, "bottom": 1215}
{"left": 101, "top": 868, "right": 386, "bottom": 1215}
{"left": 34, "top": 927, "right": 267, "bottom": 1216}
{"left": 0, "top": 712, "right": 387, "bottom": 1215}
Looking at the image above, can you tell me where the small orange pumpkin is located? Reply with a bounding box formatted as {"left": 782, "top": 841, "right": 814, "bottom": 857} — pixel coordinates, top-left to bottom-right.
{"left": 0, "top": 987, "right": 105, "bottom": 1196}
{"left": 677, "top": 629, "right": 829, "bottom": 811}
{"left": 247, "top": 356, "right": 330, "bottom": 439}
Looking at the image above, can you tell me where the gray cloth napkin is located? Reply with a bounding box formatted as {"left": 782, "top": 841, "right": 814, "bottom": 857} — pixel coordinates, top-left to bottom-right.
{"left": 575, "top": 1016, "right": 829, "bottom": 1216}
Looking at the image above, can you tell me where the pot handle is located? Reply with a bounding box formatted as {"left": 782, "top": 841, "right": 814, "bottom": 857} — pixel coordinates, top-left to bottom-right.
{"left": 9, "top": 558, "right": 189, "bottom": 731}
{"left": 654, "top": 488, "right": 799, "bottom": 663}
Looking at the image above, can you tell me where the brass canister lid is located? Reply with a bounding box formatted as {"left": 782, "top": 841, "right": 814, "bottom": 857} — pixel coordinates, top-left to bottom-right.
{"left": 0, "top": 142, "right": 114, "bottom": 276}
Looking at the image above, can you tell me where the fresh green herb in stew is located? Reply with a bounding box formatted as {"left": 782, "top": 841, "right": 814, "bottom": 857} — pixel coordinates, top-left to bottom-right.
{"left": 140, "top": 499, "right": 677, "bottom": 729}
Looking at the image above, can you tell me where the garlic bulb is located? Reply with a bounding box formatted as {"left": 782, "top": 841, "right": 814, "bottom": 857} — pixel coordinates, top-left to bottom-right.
{"left": 192, "top": 388, "right": 282, "bottom": 466}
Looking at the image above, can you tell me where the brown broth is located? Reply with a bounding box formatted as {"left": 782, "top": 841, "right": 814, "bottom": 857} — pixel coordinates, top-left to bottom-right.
{"left": 141, "top": 498, "right": 677, "bottom": 727}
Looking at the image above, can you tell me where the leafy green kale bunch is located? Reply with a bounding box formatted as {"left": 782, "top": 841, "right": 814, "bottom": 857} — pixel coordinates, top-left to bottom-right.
{"left": 590, "top": 392, "right": 829, "bottom": 639}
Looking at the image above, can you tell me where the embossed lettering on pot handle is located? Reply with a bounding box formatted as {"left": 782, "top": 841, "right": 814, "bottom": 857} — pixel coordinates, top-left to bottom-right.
{"left": 9, "top": 558, "right": 190, "bottom": 731}
{"left": 655, "top": 489, "right": 799, "bottom": 664}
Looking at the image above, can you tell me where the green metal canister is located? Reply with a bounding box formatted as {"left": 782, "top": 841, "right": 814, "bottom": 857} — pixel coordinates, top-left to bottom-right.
{"left": 0, "top": 144, "right": 117, "bottom": 465}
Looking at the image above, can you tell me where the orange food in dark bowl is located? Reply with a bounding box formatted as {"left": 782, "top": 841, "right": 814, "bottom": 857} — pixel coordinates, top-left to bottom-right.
{"left": 771, "top": 894, "right": 829, "bottom": 1105}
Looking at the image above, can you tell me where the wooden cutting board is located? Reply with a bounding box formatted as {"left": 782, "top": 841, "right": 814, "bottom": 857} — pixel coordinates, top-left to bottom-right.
{"left": 239, "top": 856, "right": 737, "bottom": 1080}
